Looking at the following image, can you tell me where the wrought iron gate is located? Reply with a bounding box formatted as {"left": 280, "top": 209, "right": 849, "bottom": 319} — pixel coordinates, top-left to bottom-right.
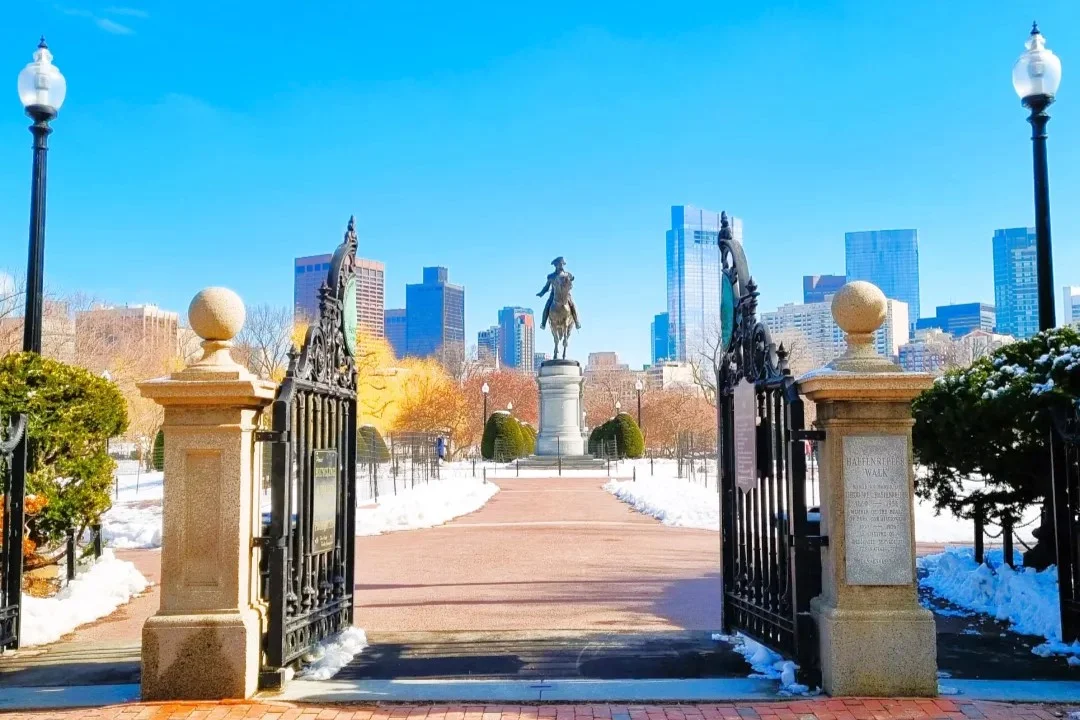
{"left": 1, "top": 412, "right": 27, "bottom": 651}
{"left": 716, "top": 212, "right": 823, "bottom": 674}
{"left": 1050, "top": 407, "right": 1080, "bottom": 644}
{"left": 261, "top": 218, "right": 359, "bottom": 671}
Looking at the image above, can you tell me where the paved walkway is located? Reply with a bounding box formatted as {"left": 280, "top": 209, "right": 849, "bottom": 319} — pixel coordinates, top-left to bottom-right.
{"left": 0, "top": 699, "right": 1071, "bottom": 720}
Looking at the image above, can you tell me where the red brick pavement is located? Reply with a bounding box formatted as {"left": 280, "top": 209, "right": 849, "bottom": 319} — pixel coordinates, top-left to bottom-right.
{"left": 0, "top": 699, "right": 1072, "bottom": 720}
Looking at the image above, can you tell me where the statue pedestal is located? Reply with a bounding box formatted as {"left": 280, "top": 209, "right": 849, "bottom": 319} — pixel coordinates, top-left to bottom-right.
{"left": 535, "top": 360, "right": 585, "bottom": 457}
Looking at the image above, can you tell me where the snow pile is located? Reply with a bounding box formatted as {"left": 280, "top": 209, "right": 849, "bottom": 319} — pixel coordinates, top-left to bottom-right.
{"left": 298, "top": 626, "right": 369, "bottom": 680}
{"left": 605, "top": 477, "right": 719, "bottom": 530}
{"left": 20, "top": 550, "right": 150, "bottom": 646}
{"left": 356, "top": 476, "right": 498, "bottom": 536}
{"left": 919, "top": 548, "right": 1080, "bottom": 660}
{"left": 101, "top": 466, "right": 164, "bottom": 549}
{"left": 714, "top": 632, "right": 812, "bottom": 695}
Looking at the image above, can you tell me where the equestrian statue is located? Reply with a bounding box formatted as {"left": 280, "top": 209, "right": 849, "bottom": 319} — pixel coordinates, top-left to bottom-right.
{"left": 537, "top": 256, "right": 581, "bottom": 361}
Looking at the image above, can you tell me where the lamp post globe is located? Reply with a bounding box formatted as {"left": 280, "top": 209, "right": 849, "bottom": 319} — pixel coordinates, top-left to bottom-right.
{"left": 1014, "top": 22, "right": 1062, "bottom": 331}
{"left": 507, "top": 401, "right": 513, "bottom": 413}
{"left": 615, "top": 400, "right": 621, "bottom": 414}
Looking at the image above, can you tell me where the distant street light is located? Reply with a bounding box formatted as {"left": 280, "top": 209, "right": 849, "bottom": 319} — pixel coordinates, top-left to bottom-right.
{"left": 635, "top": 379, "right": 644, "bottom": 427}
{"left": 615, "top": 400, "right": 621, "bottom": 414}
{"left": 507, "top": 401, "right": 513, "bottom": 413}
{"left": 481, "top": 381, "right": 489, "bottom": 423}
{"left": 1012, "top": 22, "right": 1062, "bottom": 330}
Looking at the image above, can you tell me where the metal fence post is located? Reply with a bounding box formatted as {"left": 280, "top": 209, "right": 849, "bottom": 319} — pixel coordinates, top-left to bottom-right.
{"left": 558, "top": 437, "right": 562, "bottom": 477}
{"left": 633, "top": 466, "right": 636, "bottom": 482}
{"left": 483, "top": 466, "right": 488, "bottom": 484}
{"left": 66, "top": 528, "right": 77, "bottom": 582}
{"left": 93, "top": 523, "right": 103, "bottom": 559}
{"left": 516, "top": 459, "right": 520, "bottom": 477}
{"left": 1003, "top": 515, "right": 1015, "bottom": 568}
{"left": 974, "top": 506, "right": 985, "bottom": 565}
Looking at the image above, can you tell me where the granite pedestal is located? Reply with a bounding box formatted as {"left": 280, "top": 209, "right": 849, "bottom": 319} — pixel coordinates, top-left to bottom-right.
{"left": 535, "top": 360, "right": 586, "bottom": 457}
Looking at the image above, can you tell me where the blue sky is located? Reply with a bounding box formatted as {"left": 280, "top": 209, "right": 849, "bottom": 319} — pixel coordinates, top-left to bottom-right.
{"left": 1, "top": 1, "right": 1078, "bottom": 368}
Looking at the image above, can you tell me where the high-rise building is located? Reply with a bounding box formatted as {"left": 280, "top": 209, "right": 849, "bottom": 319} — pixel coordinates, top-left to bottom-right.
{"left": 384, "top": 308, "right": 406, "bottom": 358}
{"left": 992, "top": 227, "right": 1038, "bottom": 339}
{"left": 803, "top": 275, "right": 847, "bottom": 303}
{"left": 405, "top": 267, "right": 465, "bottom": 358}
{"left": 844, "top": 230, "right": 920, "bottom": 327}
{"left": 355, "top": 259, "right": 385, "bottom": 339}
{"left": 666, "top": 204, "right": 743, "bottom": 363}
{"left": 1063, "top": 286, "right": 1080, "bottom": 326}
{"left": 295, "top": 254, "right": 385, "bottom": 337}
{"left": 651, "top": 312, "right": 670, "bottom": 364}
{"left": 294, "top": 254, "right": 332, "bottom": 321}
{"left": 497, "top": 307, "right": 535, "bottom": 373}
{"left": 534, "top": 352, "right": 550, "bottom": 369}
{"left": 478, "top": 325, "right": 500, "bottom": 365}
{"left": 763, "top": 298, "right": 909, "bottom": 371}
{"left": 75, "top": 304, "right": 180, "bottom": 368}
{"left": 914, "top": 303, "right": 996, "bottom": 338}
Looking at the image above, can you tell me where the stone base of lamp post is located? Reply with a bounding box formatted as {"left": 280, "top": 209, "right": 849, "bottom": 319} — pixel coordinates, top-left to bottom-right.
{"left": 535, "top": 360, "right": 585, "bottom": 457}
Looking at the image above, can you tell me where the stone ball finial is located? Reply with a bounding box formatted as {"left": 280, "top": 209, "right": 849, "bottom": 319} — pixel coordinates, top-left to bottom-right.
{"left": 188, "top": 287, "right": 246, "bottom": 342}
{"left": 831, "top": 281, "right": 887, "bottom": 336}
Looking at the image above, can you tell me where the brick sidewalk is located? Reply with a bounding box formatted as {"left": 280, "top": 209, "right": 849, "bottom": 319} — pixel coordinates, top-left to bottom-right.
{"left": 0, "top": 700, "right": 1073, "bottom": 720}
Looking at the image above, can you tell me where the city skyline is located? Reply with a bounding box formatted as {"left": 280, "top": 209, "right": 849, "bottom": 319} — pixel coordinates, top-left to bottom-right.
{"left": 2, "top": 3, "right": 1078, "bottom": 368}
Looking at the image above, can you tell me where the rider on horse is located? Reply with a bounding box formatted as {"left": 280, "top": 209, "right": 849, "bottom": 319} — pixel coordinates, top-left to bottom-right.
{"left": 538, "top": 257, "right": 581, "bottom": 331}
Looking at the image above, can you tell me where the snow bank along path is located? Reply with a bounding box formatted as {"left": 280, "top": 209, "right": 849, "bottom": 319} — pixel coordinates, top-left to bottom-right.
{"left": 919, "top": 548, "right": 1080, "bottom": 661}
{"left": 20, "top": 550, "right": 149, "bottom": 646}
{"left": 101, "top": 462, "right": 163, "bottom": 549}
{"left": 356, "top": 474, "right": 499, "bottom": 536}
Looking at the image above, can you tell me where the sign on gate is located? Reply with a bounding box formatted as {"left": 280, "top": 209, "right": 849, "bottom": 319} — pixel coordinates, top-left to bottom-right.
{"left": 733, "top": 379, "right": 757, "bottom": 492}
{"left": 312, "top": 450, "right": 339, "bottom": 554}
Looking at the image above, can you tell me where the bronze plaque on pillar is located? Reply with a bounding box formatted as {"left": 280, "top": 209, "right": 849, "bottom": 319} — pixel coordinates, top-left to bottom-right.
{"left": 733, "top": 379, "right": 757, "bottom": 492}
{"left": 312, "top": 449, "right": 339, "bottom": 554}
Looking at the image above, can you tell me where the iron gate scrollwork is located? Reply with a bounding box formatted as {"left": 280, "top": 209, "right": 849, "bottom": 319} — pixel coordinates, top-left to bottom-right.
{"left": 1, "top": 411, "right": 27, "bottom": 651}
{"left": 716, "top": 212, "right": 823, "bottom": 675}
{"left": 262, "top": 217, "right": 359, "bottom": 671}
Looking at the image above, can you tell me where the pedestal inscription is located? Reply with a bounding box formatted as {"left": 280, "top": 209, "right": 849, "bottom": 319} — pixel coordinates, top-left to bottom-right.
{"left": 843, "top": 434, "right": 913, "bottom": 585}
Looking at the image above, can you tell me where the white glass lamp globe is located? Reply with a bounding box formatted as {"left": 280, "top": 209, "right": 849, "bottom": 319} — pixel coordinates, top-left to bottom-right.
{"left": 18, "top": 38, "right": 66, "bottom": 113}
{"left": 1013, "top": 24, "right": 1062, "bottom": 101}
{"left": 481, "top": 382, "right": 489, "bottom": 395}
{"left": 635, "top": 379, "right": 643, "bottom": 392}
{"left": 615, "top": 401, "right": 622, "bottom": 411}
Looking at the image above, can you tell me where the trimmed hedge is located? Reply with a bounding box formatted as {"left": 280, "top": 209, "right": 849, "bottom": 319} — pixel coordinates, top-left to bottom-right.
{"left": 519, "top": 422, "right": 537, "bottom": 456}
{"left": 152, "top": 429, "right": 165, "bottom": 471}
{"left": 588, "top": 412, "right": 644, "bottom": 459}
{"left": 358, "top": 425, "right": 390, "bottom": 462}
{"left": 481, "top": 411, "right": 527, "bottom": 461}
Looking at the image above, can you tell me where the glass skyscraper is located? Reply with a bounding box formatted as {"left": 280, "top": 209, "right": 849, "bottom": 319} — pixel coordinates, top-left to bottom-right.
{"left": 497, "top": 306, "right": 535, "bottom": 372}
{"left": 993, "top": 227, "right": 1038, "bottom": 339}
{"left": 666, "top": 205, "right": 743, "bottom": 363}
{"left": 844, "top": 229, "right": 921, "bottom": 326}
{"left": 405, "top": 267, "right": 465, "bottom": 358}
{"left": 651, "top": 312, "right": 670, "bottom": 364}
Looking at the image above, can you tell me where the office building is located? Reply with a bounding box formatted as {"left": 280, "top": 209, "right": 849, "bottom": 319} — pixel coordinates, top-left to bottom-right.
{"left": 355, "top": 259, "right": 385, "bottom": 339}
{"left": 384, "top": 308, "right": 406, "bottom": 358}
{"left": 667, "top": 204, "right": 744, "bottom": 364}
{"left": 497, "top": 307, "right": 535, "bottom": 373}
{"left": 898, "top": 329, "right": 952, "bottom": 374}
{"left": 534, "top": 352, "right": 550, "bottom": 368}
{"left": 405, "top": 267, "right": 465, "bottom": 358}
{"left": 651, "top": 312, "right": 670, "bottom": 364}
{"left": 803, "top": 275, "right": 847, "bottom": 304}
{"left": 74, "top": 304, "right": 180, "bottom": 372}
{"left": 993, "top": 227, "right": 1039, "bottom": 339}
{"left": 1064, "top": 286, "right": 1080, "bottom": 326}
{"left": 645, "top": 361, "right": 699, "bottom": 393}
{"left": 478, "top": 326, "right": 499, "bottom": 365}
{"left": 295, "top": 254, "right": 385, "bottom": 337}
{"left": 763, "top": 299, "right": 909, "bottom": 371}
{"left": 845, "top": 229, "right": 920, "bottom": 326}
{"left": 915, "top": 303, "right": 996, "bottom": 338}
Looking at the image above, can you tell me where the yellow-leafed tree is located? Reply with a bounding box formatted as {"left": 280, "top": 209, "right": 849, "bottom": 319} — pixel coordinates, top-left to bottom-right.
{"left": 392, "top": 358, "right": 469, "bottom": 456}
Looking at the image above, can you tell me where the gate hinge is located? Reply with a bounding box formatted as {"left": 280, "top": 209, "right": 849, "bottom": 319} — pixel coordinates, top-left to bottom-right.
{"left": 255, "top": 430, "right": 287, "bottom": 443}
{"left": 792, "top": 429, "right": 825, "bottom": 442}
{"left": 252, "top": 536, "right": 286, "bottom": 549}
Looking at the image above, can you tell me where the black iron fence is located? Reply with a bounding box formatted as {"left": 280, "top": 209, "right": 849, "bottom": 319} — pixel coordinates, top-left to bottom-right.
{"left": 0, "top": 412, "right": 26, "bottom": 651}
{"left": 357, "top": 431, "right": 443, "bottom": 504}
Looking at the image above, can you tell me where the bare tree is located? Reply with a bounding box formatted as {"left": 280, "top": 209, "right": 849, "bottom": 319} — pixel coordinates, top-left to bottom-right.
{"left": 233, "top": 303, "right": 293, "bottom": 381}
{"left": 433, "top": 342, "right": 469, "bottom": 382}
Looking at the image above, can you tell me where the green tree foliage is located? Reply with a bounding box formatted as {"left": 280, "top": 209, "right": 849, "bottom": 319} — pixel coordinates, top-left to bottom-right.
{"left": 481, "top": 411, "right": 526, "bottom": 460}
{"left": 912, "top": 327, "right": 1080, "bottom": 567}
{"left": 587, "top": 413, "right": 644, "bottom": 458}
{"left": 151, "top": 429, "right": 165, "bottom": 471}
{"left": 519, "top": 421, "right": 537, "bottom": 456}
{"left": 0, "top": 352, "right": 128, "bottom": 548}
{"left": 357, "top": 424, "right": 391, "bottom": 462}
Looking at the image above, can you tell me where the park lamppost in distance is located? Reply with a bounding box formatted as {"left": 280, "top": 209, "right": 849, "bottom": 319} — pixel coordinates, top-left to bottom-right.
{"left": 615, "top": 400, "right": 621, "bottom": 415}
{"left": 18, "top": 38, "right": 66, "bottom": 353}
{"left": 635, "top": 379, "right": 643, "bottom": 426}
{"left": 1013, "top": 22, "right": 1062, "bottom": 331}
{"left": 507, "top": 401, "right": 513, "bottom": 414}
{"left": 481, "top": 381, "right": 489, "bottom": 423}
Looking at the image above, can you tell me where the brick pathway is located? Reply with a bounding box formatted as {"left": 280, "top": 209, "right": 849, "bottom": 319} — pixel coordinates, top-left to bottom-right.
{"left": 0, "top": 699, "right": 1072, "bottom": 720}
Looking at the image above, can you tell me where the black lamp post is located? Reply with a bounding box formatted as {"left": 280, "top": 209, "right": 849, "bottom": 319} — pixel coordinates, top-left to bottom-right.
{"left": 6, "top": 38, "right": 66, "bottom": 649}
{"left": 481, "top": 382, "right": 489, "bottom": 424}
{"left": 634, "top": 378, "right": 643, "bottom": 427}
{"left": 1013, "top": 22, "right": 1061, "bottom": 331}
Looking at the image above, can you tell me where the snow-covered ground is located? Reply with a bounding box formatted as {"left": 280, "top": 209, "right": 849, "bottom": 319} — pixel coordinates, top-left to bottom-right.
{"left": 101, "top": 460, "right": 163, "bottom": 549}
{"left": 20, "top": 550, "right": 149, "bottom": 646}
{"left": 919, "top": 548, "right": 1080, "bottom": 661}
{"left": 297, "top": 627, "right": 369, "bottom": 680}
{"left": 356, "top": 475, "right": 498, "bottom": 536}
{"left": 714, "top": 632, "right": 810, "bottom": 695}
